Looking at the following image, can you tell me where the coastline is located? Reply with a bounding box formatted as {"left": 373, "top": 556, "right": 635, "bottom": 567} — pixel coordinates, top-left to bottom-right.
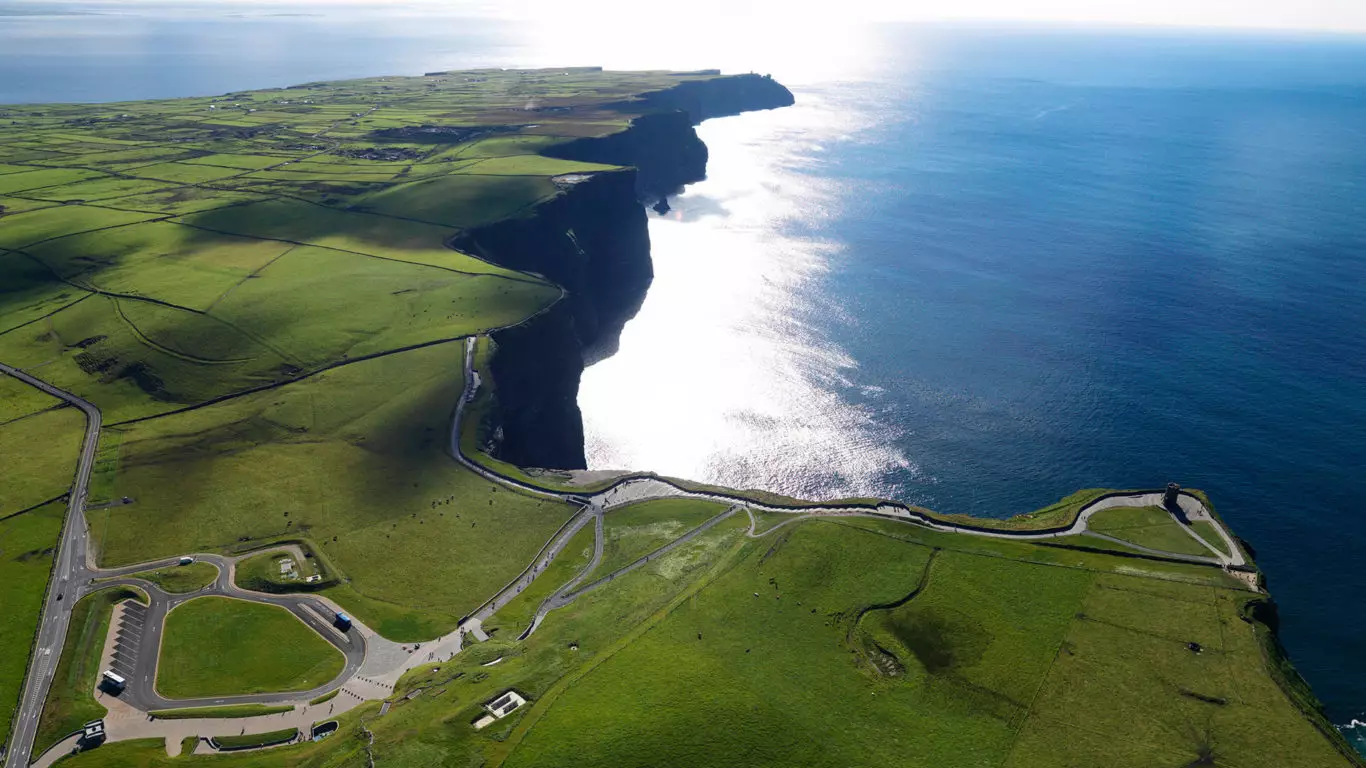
{"left": 459, "top": 82, "right": 1362, "bottom": 764}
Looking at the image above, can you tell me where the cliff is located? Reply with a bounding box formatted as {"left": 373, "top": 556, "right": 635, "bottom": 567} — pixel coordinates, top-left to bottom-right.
{"left": 615, "top": 73, "right": 796, "bottom": 124}
{"left": 544, "top": 111, "right": 708, "bottom": 203}
{"left": 484, "top": 303, "right": 588, "bottom": 470}
{"left": 461, "top": 74, "right": 794, "bottom": 470}
{"left": 451, "top": 169, "right": 651, "bottom": 353}
{"left": 545, "top": 73, "right": 795, "bottom": 201}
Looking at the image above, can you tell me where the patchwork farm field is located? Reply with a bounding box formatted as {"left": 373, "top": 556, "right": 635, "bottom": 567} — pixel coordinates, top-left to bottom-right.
{"left": 0, "top": 68, "right": 704, "bottom": 638}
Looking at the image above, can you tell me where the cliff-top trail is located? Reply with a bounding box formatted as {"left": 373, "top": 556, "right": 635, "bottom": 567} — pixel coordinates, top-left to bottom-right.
{"left": 0, "top": 68, "right": 1357, "bottom": 768}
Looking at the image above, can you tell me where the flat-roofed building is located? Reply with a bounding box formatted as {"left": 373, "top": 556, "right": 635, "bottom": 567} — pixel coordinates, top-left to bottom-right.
{"left": 472, "top": 690, "right": 527, "bottom": 730}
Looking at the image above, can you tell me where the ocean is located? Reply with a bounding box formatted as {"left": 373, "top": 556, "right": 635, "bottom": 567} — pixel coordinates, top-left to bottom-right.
{"left": 2, "top": 5, "right": 1363, "bottom": 751}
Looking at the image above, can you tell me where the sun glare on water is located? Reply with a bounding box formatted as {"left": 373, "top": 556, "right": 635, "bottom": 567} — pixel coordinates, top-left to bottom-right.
{"left": 578, "top": 80, "right": 915, "bottom": 500}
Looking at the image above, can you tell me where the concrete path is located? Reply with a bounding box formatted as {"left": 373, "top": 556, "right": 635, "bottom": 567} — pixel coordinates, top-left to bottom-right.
{"left": 6, "top": 337, "right": 1256, "bottom": 765}
{"left": 522, "top": 504, "right": 743, "bottom": 637}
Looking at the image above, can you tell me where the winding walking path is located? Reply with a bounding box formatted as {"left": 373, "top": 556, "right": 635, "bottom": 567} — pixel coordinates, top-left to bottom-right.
{"left": 4, "top": 337, "right": 1251, "bottom": 765}
{"left": 447, "top": 337, "right": 1250, "bottom": 635}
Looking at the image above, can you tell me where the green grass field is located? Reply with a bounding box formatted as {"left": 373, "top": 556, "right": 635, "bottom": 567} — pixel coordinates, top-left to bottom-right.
{"left": 591, "top": 498, "right": 731, "bottom": 578}
{"left": 212, "top": 727, "right": 298, "bottom": 749}
{"left": 157, "top": 597, "right": 343, "bottom": 698}
{"left": 500, "top": 520, "right": 1347, "bottom": 768}
{"left": 1088, "top": 505, "right": 1216, "bottom": 557}
{"left": 0, "top": 405, "right": 84, "bottom": 517}
{"left": 119, "top": 561, "right": 218, "bottom": 594}
{"left": 148, "top": 703, "right": 292, "bottom": 719}
{"left": 3, "top": 69, "right": 1353, "bottom": 768}
{"left": 0, "top": 500, "right": 64, "bottom": 746}
{"left": 88, "top": 343, "right": 576, "bottom": 640}
{"left": 1189, "top": 519, "right": 1231, "bottom": 557}
{"left": 34, "top": 587, "right": 146, "bottom": 755}
{"left": 0, "top": 371, "right": 60, "bottom": 423}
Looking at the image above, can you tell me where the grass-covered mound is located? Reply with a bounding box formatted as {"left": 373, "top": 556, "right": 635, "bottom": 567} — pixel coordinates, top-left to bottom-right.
{"left": 233, "top": 547, "right": 333, "bottom": 594}
{"left": 592, "top": 498, "right": 730, "bottom": 578}
{"left": 211, "top": 727, "right": 298, "bottom": 750}
{"left": 1088, "top": 505, "right": 1214, "bottom": 557}
{"left": 118, "top": 561, "right": 218, "bottom": 594}
{"left": 157, "top": 597, "right": 342, "bottom": 698}
{"left": 149, "top": 704, "right": 292, "bottom": 719}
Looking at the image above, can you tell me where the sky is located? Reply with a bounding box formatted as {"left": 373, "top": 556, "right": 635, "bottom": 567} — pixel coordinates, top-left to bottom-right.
{"left": 29, "top": 0, "right": 1366, "bottom": 34}
{"left": 474, "top": 0, "right": 1366, "bottom": 33}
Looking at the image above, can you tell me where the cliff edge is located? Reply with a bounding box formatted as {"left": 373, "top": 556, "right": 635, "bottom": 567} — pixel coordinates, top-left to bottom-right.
{"left": 460, "top": 73, "right": 794, "bottom": 470}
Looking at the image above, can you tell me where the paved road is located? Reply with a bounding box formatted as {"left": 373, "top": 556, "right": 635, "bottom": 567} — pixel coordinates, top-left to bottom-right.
{"left": 3, "top": 336, "right": 1252, "bottom": 764}
{"left": 2, "top": 365, "right": 101, "bottom": 768}
{"left": 0, "top": 367, "right": 364, "bottom": 766}
{"left": 93, "top": 553, "right": 367, "bottom": 711}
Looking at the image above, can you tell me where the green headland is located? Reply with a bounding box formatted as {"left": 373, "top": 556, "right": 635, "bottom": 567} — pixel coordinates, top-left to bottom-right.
{"left": 0, "top": 68, "right": 1357, "bottom": 767}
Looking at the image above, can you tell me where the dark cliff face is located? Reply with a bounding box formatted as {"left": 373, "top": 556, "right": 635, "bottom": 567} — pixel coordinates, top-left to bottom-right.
{"left": 620, "top": 73, "right": 797, "bottom": 124}
{"left": 464, "top": 75, "right": 793, "bottom": 470}
{"left": 486, "top": 303, "right": 588, "bottom": 470}
{"left": 544, "top": 111, "right": 707, "bottom": 202}
{"left": 545, "top": 74, "right": 795, "bottom": 201}
{"left": 455, "top": 171, "right": 648, "bottom": 471}
{"left": 451, "top": 169, "right": 651, "bottom": 355}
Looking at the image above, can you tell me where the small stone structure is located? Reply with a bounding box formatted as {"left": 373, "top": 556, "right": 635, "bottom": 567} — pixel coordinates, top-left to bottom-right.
{"left": 1163, "top": 482, "right": 1181, "bottom": 508}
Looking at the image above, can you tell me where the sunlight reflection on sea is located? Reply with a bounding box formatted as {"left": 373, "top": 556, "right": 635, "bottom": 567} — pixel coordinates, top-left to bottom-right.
{"left": 579, "top": 86, "right": 916, "bottom": 499}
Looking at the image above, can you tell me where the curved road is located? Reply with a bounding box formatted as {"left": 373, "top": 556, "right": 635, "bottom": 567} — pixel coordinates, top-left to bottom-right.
{"left": 1, "top": 365, "right": 363, "bottom": 767}
{"left": 4, "top": 338, "right": 1250, "bottom": 765}
{"left": 92, "top": 552, "right": 366, "bottom": 712}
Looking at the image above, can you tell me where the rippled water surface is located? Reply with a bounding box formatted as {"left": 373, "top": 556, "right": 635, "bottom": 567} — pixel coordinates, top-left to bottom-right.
{"left": 2, "top": 7, "right": 1364, "bottom": 751}
{"left": 584, "top": 30, "right": 1366, "bottom": 747}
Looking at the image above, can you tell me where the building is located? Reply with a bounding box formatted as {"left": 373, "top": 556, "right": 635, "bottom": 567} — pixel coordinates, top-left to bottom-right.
{"left": 77, "top": 720, "right": 105, "bottom": 751}
{"left": 472, "top": 690, "right": 527, "bottom": 730}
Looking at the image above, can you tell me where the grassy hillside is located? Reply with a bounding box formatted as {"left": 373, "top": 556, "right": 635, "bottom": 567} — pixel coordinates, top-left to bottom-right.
{"left": 504, "top": 520, "right": 1345, "bottom": 768}
{"left": 116, "top": 561, "right": 219, "bottom": 594}
{"left": 1, "top": 69, "right": 1354, "bottom": 768}
{"left": 591, "top": 498, "right": 731, "bottom": 578}
{"left": 1089, "top": 505, "right": 1215, "bottom": 557}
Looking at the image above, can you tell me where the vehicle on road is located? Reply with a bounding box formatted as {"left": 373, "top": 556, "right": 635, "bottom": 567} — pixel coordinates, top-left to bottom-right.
{"left": 333, "top": 612, "right": 352, "bottom": 631}
{"left": 100, "top": 670, "right": 126, "bottom": 693}
{"left": 178, "top": 556, "right": 195, "bottom": 566}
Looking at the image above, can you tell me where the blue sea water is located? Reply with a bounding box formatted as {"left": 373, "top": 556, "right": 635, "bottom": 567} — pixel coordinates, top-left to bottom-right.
{"left": 811, "top": 30, "right": 1366, "bottom": 746}
{"left": 2, "top": 6, "right": 1363, "bottom": 752}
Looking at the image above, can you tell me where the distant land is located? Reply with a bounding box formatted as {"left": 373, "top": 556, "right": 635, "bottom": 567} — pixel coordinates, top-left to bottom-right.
{"left": 0, "top": 68, "right": 1357, "bottom": 768}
